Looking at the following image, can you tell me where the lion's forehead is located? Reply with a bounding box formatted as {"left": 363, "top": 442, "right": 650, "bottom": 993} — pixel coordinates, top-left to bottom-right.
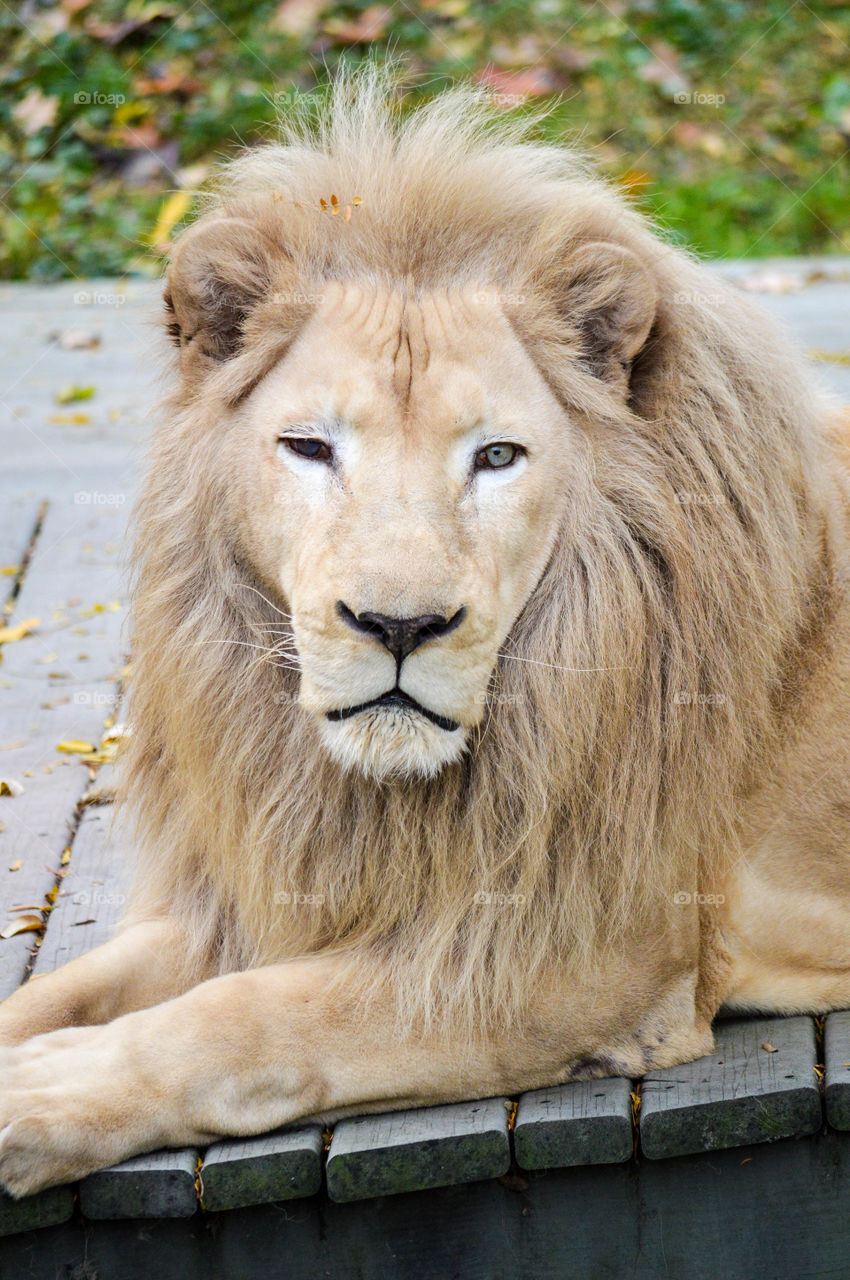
{"left": 275, "top": 280, "right": 536, "bottom": 436}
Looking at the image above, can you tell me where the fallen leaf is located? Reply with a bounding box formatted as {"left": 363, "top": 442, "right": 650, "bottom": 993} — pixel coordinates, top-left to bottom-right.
{"left": 8, "top": 860, "right": 22, "bottom": 872}
{"left": 0, "top": 779, "right": 24, "bottom": 797}
{"left": 0, "top": 617, "right": 39, "bottom": 644}
{"left": 323, "top": 4, "right": 391, "bottom": 42}
{"left": 55, "top": 383, "right": 96, "bottom": 404}
{"left": 133, "top": 72, "right": 203, "bottom": 98}
{"left": 761, "top": 1041, "right": 778, "bottom": 1053}
{"left": 475, "top": 66, "right": 565, "bottom": 101}
{"left": 60, "top": 848, "right": 71, "bottom": 865}
{"left": 148, "top": 190, "right": 193, "bottom": 249}
{"left": 637, "top": 40, "right": 690, "bottom": 99}
{"left": 739, "top": 270, "right": 805, "bottom": 294}
{"left": 807, "top": 349, "right": 850, "bottom": 367}
{"left": 0, "top": 914, "right": 43, "bottom": 939}
{"left": 0, "top": 566, "right": 18, "bottom": 576}
{"left": 85, "top": 5, "right": 175, "bottom": 44}
{"left": 57, "top": 740, "right": 96, "bottom": 755}
{"left": 274, "top": 0, "right": 327, "bottom": 35}
{"left": 48, "top": 413, "right": 91, "bottom": 425}
{"left": 13, "top": 88, "right": 59, "bottom": 136}
{"left": 51, "top": 329, "right": 101, "bottom": 350}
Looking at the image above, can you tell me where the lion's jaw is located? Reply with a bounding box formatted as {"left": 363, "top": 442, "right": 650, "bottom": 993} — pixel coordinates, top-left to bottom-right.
{"left": 231, "top": 281, "right": 575, "bottom": 781}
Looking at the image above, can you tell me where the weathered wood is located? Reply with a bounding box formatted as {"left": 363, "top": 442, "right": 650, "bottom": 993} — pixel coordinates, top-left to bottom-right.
{"left": 78, "top": 1149, "right": 198, "bottom": 1220}
{"left": 10, "top": 1133, "right": 850, "bottom": 1280}
{"left": 24, "top": 798, "right": 202, "bottom": 1226}
{"left": 32, "top": 800, "right": 134, "bottom": 974}
{"left": 0, "top": 495, "right": 42, "bottom": 594}
{"left": 200, "top": 1126, "right": 324, "bottom": 1212}
{"left": 0, "top": 1185, "right": 74, "bottom": 1238}
{"left": 0, "top": 492, "right": 129, "bottom": 999}
{"left": 326, "top": 1097, "right": 511, "bottom": 1202}
{"left": 640, "top": 1015, "right": 822, "bottom": 1159}
{"left": 824, "top": 1009, "right": 850, "bottom": 1128}
{"left": 514, "top": 1076, "right": 633, "bottom": 1170}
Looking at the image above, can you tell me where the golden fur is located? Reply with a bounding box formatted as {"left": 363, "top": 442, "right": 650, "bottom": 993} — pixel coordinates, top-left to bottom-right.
{"left": 118, "top": 63, "right": 844, "bottom": 1034}
{"left": 3, "top": 63, "right": 850, "bottom": 1201}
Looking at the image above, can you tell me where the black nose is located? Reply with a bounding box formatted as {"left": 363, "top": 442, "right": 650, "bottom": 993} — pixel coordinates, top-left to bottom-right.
{"left": 337, "top": 601, "right": 466, "bottom": 666}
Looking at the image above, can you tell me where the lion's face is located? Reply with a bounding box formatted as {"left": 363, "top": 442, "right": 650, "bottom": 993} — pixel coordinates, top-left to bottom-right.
{"left": 234, "top": 281, "right": 575, "bottom": 780}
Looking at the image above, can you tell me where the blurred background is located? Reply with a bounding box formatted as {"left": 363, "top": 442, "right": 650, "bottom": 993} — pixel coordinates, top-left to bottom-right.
{"left": 2, "top": 0, "right": 849, "bottom": 280}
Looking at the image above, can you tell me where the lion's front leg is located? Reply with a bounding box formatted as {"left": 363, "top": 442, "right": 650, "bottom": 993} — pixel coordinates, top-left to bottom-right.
{"left": 0, "top": 955, "right": 528, "bottom": 1198}
{"left": 0, "top": 917, "right": 197, "bottom": 1048}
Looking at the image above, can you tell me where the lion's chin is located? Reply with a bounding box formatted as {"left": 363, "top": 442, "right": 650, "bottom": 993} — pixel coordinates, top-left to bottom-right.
{"left": 317, "top": 706, "right": 468, "bottom": 781}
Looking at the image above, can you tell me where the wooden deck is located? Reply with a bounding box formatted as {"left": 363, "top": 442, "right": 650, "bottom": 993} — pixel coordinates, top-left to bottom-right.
{"left": 1, "top": 263, "right": 850, "bottom": 1275}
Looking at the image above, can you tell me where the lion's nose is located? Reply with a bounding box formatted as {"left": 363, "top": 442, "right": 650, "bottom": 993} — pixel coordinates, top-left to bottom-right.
{"left": 336, "top": 601, "right": 466, "bottom": 665}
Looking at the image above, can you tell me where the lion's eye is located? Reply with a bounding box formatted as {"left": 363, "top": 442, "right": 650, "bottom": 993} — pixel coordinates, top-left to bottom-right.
{"left": 283, "top": 437, "right": 332, "bottom": 462}
{"left": 475, "top": 443, "right": 521, "bottom": 471}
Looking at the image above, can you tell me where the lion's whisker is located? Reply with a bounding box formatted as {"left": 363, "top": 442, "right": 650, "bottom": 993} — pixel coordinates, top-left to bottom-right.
{"left": 499, "top": 653, "right": 632, "bottom": 673}
{"left": 236, "top": 581, "right": 293, "bottom": 621}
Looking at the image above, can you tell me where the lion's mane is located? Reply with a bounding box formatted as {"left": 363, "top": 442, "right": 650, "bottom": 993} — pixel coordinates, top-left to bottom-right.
{"left": 118, "top": 63, "right": 841, "bottom": 1034}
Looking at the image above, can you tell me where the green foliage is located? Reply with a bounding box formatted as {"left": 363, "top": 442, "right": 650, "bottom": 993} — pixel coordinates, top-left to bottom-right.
{"left": 1, "top": 0, "right": 847, "bottom": 278}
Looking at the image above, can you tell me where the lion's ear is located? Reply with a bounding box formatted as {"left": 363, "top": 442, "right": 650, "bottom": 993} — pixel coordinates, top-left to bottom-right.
{"left": 556, "top": 241, "right": 657, "bottom": 385}
{"left": 164, "top": 216, "right": 280, "bottom": 364}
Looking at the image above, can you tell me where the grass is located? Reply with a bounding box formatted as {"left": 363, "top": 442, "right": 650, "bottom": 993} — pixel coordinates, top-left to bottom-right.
{"left": 1, "top": 0, "right": 848, "bottom": 279}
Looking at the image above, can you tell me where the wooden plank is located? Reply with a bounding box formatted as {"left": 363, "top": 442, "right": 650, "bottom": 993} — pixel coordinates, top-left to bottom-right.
{"left": 0, "top": 494, "right": 42, "bottom": 593}
{"left": 78, "top": 1149, "right": 198, "bottom": 1220}
{"left": 326, "top": 1097, "right": 511, "bottom": 1203}
{"left": 200, "top": 1126, "right": 324, "bottom": 1212}
{"left": 824, "top": 1009, "right": 850, "bottom": 1129}
{"left": 32, "top": 797, "right": 132, "bottom": 973}
{"left": 0, "top": 490, "right": 129, "bottom": 999}
{"left": 31, "top": 798, "right": 202, "bottom": 1222}
{"left": 640, "top": 1015, "right": 821, "bottom": 1159}
{"left": 0, "top": 1185, "right": 74, "bottom": 1238}
{"left": 514, "top": 1076, "right": 633, "bottom": 1170}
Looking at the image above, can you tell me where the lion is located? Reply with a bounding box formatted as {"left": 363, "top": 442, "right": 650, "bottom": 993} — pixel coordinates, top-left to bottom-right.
{"left": 2, "top": 63, "right": 850, "bottom": 1198}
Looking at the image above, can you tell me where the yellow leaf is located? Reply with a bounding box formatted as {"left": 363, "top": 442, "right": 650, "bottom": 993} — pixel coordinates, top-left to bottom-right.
{"left": 148, "top": 190, "right": 192, "bottom": 248}
{"left": 0, "top": 779, "right": 24, "bottom": 796}
{"left": 55, "top": 384, "right": 96, "bottom": 405}
{"left": 60, "top": 848, "right": 71, "bottom": 865}
{"left": 0, "top": 566, "right": 18, "bottom": 576}
{"left": 48, "top": 413, "right": 91, "bottom": 425}
{"left": 56, "top": 740, "right": 96, "bottom": 754}
{"left": 8, "top": 860, "right": 21, "bottom": 872}
{"left": 0, "top": 617, "right": 39, "bottom": 644}
{"left": 0, "top": 914, "right": 42, "bottom": 939}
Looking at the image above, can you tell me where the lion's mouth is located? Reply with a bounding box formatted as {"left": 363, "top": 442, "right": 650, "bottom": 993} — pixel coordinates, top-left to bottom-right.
{"left": 326, "top": 688, "right": 460, "bottom": 733}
